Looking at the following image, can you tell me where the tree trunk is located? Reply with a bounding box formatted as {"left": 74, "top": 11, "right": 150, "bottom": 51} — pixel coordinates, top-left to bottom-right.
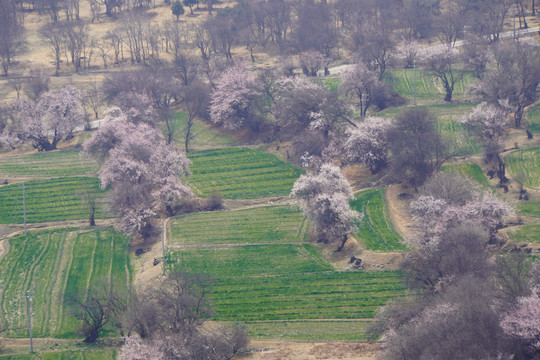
{"left": 89, "top": 208, "right": 95, "bottom": 226}
{"left": 335, "top": 235, "right": 348, "bottom": 252}
{"left": 83, "top": 328, "right": 99, "bottom": 343}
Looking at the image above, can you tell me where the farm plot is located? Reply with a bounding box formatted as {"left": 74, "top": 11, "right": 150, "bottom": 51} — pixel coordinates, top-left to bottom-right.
{"left": 246, "top": 320, "right": 370, "bottom": 341}
{"left": 170, "top": 206, "right": 308, "bottom": 246}
{"left": 172, "top": 111, "right": 236, "bottom": 150}
{"left": 168, "top": 205, "right": 406, "bottom": 332}
{"left": 187, "top": 147, "right": 303, "bottom": 199}
{"left": 506, "top": 148, "right": 540, "bottom": 189}
{"left": 507, "top": 222, "right": 540, "bottom": 244}
{"left": 170, "top": 244, "right": 332, "bottom": 278}
{"left": 526, "top": 104, "right": 540, "bottom": 133}
{"left": 389, "top": 69, "right": 475, "bottom": 100}
{"left": 0, "top": 150, "right": 97, "bottom": 179}
{"left": 209, "top": 271, "right": 406, "bottom": 321}
{"left": 0, "top": 228, "right": 131, "bottom": 338}
{"left": 351, "top": 189, "right": 406, "bottom": 252}
{"left": 0, "top": 348, "right": 117, "bottom": 359}
{"left": 442, "top": 163, "right": 490, "bottom": 187}
{"left": 0, "top": 177, "right": 109, "bottom": 224}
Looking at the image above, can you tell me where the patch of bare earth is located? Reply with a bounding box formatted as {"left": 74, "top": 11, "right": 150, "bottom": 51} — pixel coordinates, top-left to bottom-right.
{"left": 240, "top": 340, "right": 380, "bottom": 360}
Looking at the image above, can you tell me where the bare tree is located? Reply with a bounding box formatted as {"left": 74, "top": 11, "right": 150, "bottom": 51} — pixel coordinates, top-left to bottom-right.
{"left": 0, "top": 0, "right": 24, "bottom": 76}
{"left": 42, "top": 22, "right": 65, "bottom": 76}
{"left": 24, "top": 67, "right": 50, "bottom": 100}
{"left": 84, "top": 81, "right": 104, "bottom": 119}
{"left": 182, "top": 81, "right": 210, "bottom": 152}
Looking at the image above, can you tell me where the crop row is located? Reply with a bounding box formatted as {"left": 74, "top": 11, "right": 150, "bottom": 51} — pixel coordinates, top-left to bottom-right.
{"left": 0, "top": 177, "right": 109, "bottom": 224}
{"left": 0, "top": 150, "right": 97, "bottom": 178}
{"left": 170, "top": 244, "right": 332, "bottom": 278}
{"left": 389, "top": 69, "right": 475, "bottom": 99}
{"left": 207, "top": 272, "right": 406, "bottom": 321}
{"left": 186, "top": 147, "right": 302, "bottom": 199}
{"left": 506, "top": 147, "right": 540, "bottom": 189}
{"left": 0, "top": 228, "right": 131, "bottom": 338}
{"left": 351, "top": 189, "right": 406, "bottom": 252}
{"left": 442, "top": 163, "right": 490, "bottom": 187}
{"left": 170, "top": 206, "right": 306, "bottom": 245}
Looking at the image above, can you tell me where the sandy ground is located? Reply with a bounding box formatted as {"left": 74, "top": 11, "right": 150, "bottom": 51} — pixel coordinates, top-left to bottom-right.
{"left": 239, "top": 340, "right": 381, "bottom": 360}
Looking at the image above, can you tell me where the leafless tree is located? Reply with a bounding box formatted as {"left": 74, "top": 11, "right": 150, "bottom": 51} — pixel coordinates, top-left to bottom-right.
{"left": 0, "top": 0, "right": 24, "bottom": 76}
{"left": 42, "top": 22, "right": 65, "bottom": 76}
{"left": 190, "top": 23, "right": 212, "bottom": 62}
{"left": 84, "top": 81, "right": 104, "bottom": 119}
{"left": 89, "top": 0, "right": 101, "bottom": 23}
{"left": 24, "top": 67, "right": 50, "bottom": 100}
{"left": 182, "top": 81, "right": 210, "bottom": 152}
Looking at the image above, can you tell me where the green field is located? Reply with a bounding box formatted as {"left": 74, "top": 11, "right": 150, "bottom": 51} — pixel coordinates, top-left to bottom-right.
{"left": 171, "top": 244, "right": 333, "bottom": 278}
{"left": 389, "top": 69, "right": 476, "bottom": 100}
{"left": 187, "top": 147, "right": 303, "bottom": 199}
{"left": 507, "top": 222, "right": 540, "bottom": 244}
{"left": 0, "top": 228, "right": 131, "bottom": 338}
{"left": 351, "top": 189, "right": 406, "bottom": 252}
{"left": 0, "top": 348, "right": 117, "bottom": 359}
{"left": 168, "top": 204, "right": 406, "bottom": 335}
{"left": 526, "top": 103, "right": 540, "bottom": 133}
{"left": 0, "top": 177, "right": 109, "bottom": 224}
{"left": 0, "top": 150, "right": 97, "bottom": 179}
{"left": 208, "top": 271, "right": 406, "bottom": 321}
{"left": 245, "top": 320, "right": 370, "bottom": 341}
{"left": 506, "top": 148, "right": 540, "bottom": 189}
{"left": 172, "top": 112, "right": 237, "bottom": 150}
{"left": 170, "top": 206, "right": 308, "bottom": 246}
{"left": 379, "top": 103, "right": 480, "bottom": 156}
{"left": 442, "top": 163, "right": 490, "bottom": 187}
{"left": 517, "top": 201, "right": 540, "bottom": 217}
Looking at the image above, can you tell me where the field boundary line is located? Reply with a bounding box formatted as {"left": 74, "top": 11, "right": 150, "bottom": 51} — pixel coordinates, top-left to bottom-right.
{"left": 56, "top": 232, "right": 77, "bottom": 334}
{"left": 241, "top": 319, "right": 375, "bottom": 323}
{"left": 21, "top": 233, "right": 50, "bottom": 334}
{"left": 107, "top": 233, "right": 114, "bottom": 287}
{"left": 44, "top": 232, "right": 66, "bottom": 335}
{"left": 168, "top": 242, "right": 303, "bottom": 249}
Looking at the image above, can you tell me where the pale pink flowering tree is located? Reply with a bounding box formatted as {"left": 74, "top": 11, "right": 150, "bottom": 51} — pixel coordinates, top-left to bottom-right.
{"left": 340, "top": 63, "right": 378, "bottom": 116}
{"left": 500, "top": 287, "right": 540, "bottom": 353}
{"left": 209, "top": 61, "right": 264, "bottom": 130}
{"left": 411, "top": 188, "right": 512, "bottom": 246}
{"left": 118, "top": 336, "right": 167, "bottom": 360}
{"left": 273, "top": 77, "right": 326, "bottom": 130}
{"left": 291, "top": 163, "right": 361, "bottom": 252}
{"left": 15, "top": 85, "right": 85, "bottom": 151}
{"left": 462, "top": 102, "right": 508, "bottom": 141}
{"left": 83, "top": 111, "right": 192, "bottom": 237}
{"left": 342, "top": 117, "right": 393, "bottom": 174}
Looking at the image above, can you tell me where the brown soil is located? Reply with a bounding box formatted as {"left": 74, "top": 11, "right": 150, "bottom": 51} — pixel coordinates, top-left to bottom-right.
{"left": 384, "top": 184, "right": 418, "bottom": 244}
{"left": 241, "top": 340, "right": 381, "bottom": 360}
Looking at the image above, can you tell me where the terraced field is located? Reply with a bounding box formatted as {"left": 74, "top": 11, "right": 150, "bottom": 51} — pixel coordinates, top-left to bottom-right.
{"left": 389, "top": 69, "right": 476, "bottom": 100}
{"left": 0, "top": 228, "right": 131, "bottom": 338}
{"left": 168, "top": 205, "right": 406, "bottom": 339}
{"left": 0, "top": 348, "right": 118, "bottom": 359}
{"left": 0, "top": 177, "right": 109, "bottom": 224}
{"left": 170, "top": 206, "right": 308, "bottom": 246}
{"left": 442, "top": 163, "right": 490, "bottom": 187}
{"left": 506, "top": 148, "right": 540, "bottom": 189}
{"left": 351, "top": 189, "right": 406, "bottom": 252}
{"left": 0, "top": 150, "right": 97, "bottom": 179}
{"left": 187, "top": 147, "right": 303, "bottom": 199}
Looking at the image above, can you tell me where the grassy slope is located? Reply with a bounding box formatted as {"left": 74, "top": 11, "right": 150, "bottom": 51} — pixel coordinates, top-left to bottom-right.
{"left": 350, "top": 189, "right": 406, "bottom": 252}
{"left": 442, "top": 163, "right": 490, "bottom": 187}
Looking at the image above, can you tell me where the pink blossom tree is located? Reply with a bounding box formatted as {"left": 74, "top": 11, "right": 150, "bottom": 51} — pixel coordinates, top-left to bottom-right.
{"left": 342, "top": 117, "right": 393, "bottom": 174}
{"left": 410, "top": 174, "right": 513, "bottom": 246}
{"left": 14, "top": 85, "right": 85, "bottom": 151}
{"left": 462, "top": 102, "right": 508, "bottom": 142}
{"left": 83, "top": 110, "right": 192, "bottom": 237}
{"left": 340, "top": 63, "right": 378, "bottom": 116}
{"left": 500, "top": 288, "right": 540, "bottom": 354}
{"left": 273, "top": 77, "right": 327, "bottom": 130}
{"left": 209, "top": 61, "right": 264, "bottom": 130}
{"left": 290, "top": 163, "right": 361, "bottom": 252}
